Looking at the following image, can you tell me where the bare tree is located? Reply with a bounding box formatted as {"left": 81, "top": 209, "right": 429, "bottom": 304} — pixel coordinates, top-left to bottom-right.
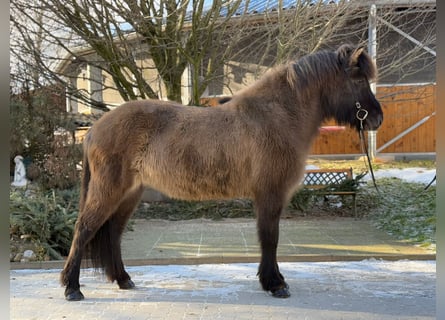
{"left": 372, "top": 3, "right": 436, "bottom": 86}
{"left": 11, "top": 0, "right": 252, "bottom": 105}
{"left": 10, "top": 0, "right": 435, "bottom": 107}
{"left": 190, "top": 1, "right": 434, "bottom": 98}
{"left": 249, "top": 1, "right": 435, "bottom": 85}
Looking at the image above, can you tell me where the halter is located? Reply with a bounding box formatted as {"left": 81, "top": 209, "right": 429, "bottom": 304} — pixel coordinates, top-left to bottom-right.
{"left": 355, "top": 102, "right": 368, "bottom": 130}
{"left": 355, "top": 100, "right": 380, "bottom": 195}
{"left": 343, "top": 71, "right": 380, "bottom": 195}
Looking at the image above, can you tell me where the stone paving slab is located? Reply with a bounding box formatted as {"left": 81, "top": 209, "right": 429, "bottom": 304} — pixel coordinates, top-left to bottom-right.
{"left": 10, "top": 260, "right": 436, "bottom": 320}
{"left": 120, "top": 218, "right": 433, "bottom": 264}
{"left": 11, "top": 217, "right": 434, "bottom": 270}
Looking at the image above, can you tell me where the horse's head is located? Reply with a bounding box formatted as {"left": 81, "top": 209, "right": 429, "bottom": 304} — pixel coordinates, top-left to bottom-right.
{"left": 336, "top": 44, "right": 383, "bottom": 131}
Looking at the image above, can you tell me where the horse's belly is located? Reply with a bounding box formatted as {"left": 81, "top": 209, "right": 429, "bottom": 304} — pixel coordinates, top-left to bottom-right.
{"left": 141, "top": 169, "right": 251, "bottom": 201}
{"left": 136, "top": 138, "right": 253, "bottom": 200}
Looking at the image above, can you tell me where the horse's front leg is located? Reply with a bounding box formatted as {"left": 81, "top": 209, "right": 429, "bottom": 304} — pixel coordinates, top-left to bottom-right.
{"left": 255, "top": 197, "right": 290, "bottom": 298}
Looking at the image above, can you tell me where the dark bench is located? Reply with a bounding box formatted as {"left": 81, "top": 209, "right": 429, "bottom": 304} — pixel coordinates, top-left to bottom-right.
{"left": 302, "top": 168, "right": 358, "bottom": 218}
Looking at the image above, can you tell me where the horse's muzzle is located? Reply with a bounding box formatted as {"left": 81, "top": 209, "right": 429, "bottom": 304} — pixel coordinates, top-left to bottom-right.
{"left": 374, "top": 113, "right": 384, "bottom": 129}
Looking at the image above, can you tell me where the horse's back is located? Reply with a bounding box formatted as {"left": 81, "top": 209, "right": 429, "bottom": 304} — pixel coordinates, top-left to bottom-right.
{"left": 83, "top": 99, "right": 256, "bottom": 200}
{"left": 83, "top": 97, "right": 307, "bottom": 202}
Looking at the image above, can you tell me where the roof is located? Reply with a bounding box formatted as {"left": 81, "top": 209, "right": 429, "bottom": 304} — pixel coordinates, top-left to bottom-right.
{"left": 55, "top": 0, "right": 435, "bottom": 74}
{"left": 212, "top": 0, "right": 435, "bottom": 16}
{"left": 210, "top": 0, "right": 338, "bottom": 17}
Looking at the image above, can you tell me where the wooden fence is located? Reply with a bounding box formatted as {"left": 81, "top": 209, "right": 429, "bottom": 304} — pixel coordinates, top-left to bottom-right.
{"left": 202, "top": 84, "right": 436, "bottom": 155}
{"left": 308, "top": 84, "right": 436, "bottom": 155}
{"left": 373, "top": 84, "right": 436, "bottom": 154}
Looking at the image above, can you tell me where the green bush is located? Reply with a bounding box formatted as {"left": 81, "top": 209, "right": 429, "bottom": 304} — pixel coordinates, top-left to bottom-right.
{"left": 10, "top": 187, "right": 79, "bottom": 260}
{"left": 134, "top": 199, "right": 254, "bottom": 221}
{"left": 10, "top": 87, "right": 82, "bottom": 190}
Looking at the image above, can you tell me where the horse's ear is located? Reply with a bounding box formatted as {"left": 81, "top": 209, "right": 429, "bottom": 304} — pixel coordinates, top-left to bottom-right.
{"left": 350, "top": 47, "right": 365, "bottom": 66}
{"left": 337, "top": 45, "right": 364, "bottom": 68}
{"left": 352, "top": 47, "right": 377, "bottom": 80}
{"left": 336, "top": 44, "right": 354, "bottom": 67}
{"left": 338, "top": 44, "right": 376, "bottom": 80}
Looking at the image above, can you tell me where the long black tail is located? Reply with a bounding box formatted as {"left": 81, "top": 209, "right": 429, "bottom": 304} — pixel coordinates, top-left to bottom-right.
{"left": 79, "top": 148, "right": 115, "bottom": 277}
{"left": 87, "top": 219, "right": 117, "bottom": 280}
{"left": 78, "top": 147, "right": 90, "bottom": 213}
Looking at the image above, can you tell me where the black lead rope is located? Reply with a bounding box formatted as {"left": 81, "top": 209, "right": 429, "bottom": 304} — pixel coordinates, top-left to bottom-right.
{"left": 424, "top": 175, "right": 436, "bottom": 191}
{"left": 359, "top": 127, "right": 435, "bottom": 195}
{"left": 359, "top": 129, "right": 380, "bottom": 195}
{"left": 355, "top": 102, "right": 380, "bottom": 195}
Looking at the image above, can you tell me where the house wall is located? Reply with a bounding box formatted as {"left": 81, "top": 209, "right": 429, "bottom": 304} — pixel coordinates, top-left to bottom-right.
{"left": 102, "top": 72, "right": 125, "bottom": 108}
{"left": 72, "top": 52, "right": 168, "bottom": 113}
{"left": 76, "top": 66, "right": 91, "bottom": 114}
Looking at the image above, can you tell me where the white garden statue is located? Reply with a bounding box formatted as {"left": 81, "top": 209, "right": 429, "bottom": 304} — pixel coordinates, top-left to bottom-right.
{"left": 11, "top": 155, "right": 28, "bottom": 187}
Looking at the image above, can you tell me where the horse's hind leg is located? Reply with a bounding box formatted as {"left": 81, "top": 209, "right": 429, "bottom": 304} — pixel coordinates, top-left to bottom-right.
{"left": 60, "top": 201, "right": 115, "bottom": 301}
{"left": 102, "top": 186, "right": 143, "bottom": 290}
{"left": 255, "top": 195, "right": 290, "bottom": 298}
{"left": 60, "top": 181, "right": 129, "bottom": 301}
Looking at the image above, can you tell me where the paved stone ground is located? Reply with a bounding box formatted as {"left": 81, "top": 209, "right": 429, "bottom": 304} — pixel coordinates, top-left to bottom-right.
{"left": 10, "top": 218, "right": 436, "bottom": 319}
{"left": 10, "top": 260, "right": 435, "bottom": 320}
{"left": 119, "top": 218, "right": 434, "bottom": 264}
{"left": 11, "top": 218, "right": 434, "bottom": 271}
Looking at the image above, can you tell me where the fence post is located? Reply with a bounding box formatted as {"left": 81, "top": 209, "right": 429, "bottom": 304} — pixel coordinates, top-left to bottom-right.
{"left": 368, "top": 4, "right": 377, "bottom": 160}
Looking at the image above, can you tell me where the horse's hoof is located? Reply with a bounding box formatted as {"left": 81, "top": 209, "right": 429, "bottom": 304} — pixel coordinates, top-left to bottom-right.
{"left": 118, "top": 279, "right": 135, "bottom": 290}
{"left": 65, "top": 290, "right": 84, "bottom": 301}
{"left": 271, "top": 286, "right": 291, "bottom": 298}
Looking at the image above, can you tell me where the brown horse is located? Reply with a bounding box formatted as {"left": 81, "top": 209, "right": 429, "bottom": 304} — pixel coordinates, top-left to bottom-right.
{"left": 61, "top": 44, "right": 383, "bottom": 300}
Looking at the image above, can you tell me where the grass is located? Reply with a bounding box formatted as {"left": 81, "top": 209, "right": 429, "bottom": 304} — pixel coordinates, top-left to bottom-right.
{"left": 364, "top": 178, "right": 436, "bottom": 251}
{"left": 306, "top": 158, "right": 436, "bottom": 172}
